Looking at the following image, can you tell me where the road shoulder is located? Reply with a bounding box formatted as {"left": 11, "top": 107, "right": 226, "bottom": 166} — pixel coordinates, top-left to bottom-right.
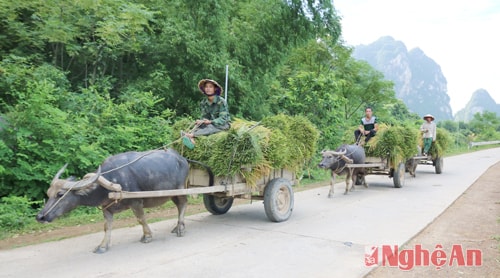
{"left": 366, "top": 162, "right": 500, "bottom": 277}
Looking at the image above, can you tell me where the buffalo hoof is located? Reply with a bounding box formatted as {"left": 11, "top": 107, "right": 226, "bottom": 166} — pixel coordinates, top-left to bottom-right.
{"left": 140, "top": 234, "right": 153, "bottom": 243}
{"left": 343, "top": 191, "right": 348, "bottom": 195}
{"left": 364, "top": 183, "right": 369, "bottom": 188}
{"left": 350, "top": 186, "right": 355, "bottom": 192}
{"left": 327, "top": 193, "right": 334, "bottom": 198}
{"left": 171, "top": 224, "right": 185, "bottom": 237}
{"left": 93, "top": 245, "right": 109, "bottom": 254}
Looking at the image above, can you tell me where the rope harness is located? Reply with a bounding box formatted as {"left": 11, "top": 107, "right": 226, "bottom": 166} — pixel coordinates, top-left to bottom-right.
{"left": 44, "top": 133, "right": 191, "bottom": 214}
{"left": 42, "top": 180, "right": 79, "bottom": 217}
{"left": 44, "top": 121, "right": 251, "bottom": 213}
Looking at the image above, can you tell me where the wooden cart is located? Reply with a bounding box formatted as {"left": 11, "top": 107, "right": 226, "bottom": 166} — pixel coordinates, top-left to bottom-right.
{"left": 349, "top": 155, "right": 408, "bottom": 188}
{"left": 109, "top": 167, "right": 296, "bottom": 222}
{"left": 348, "top": 151, "right": 444, "bottom": 188}
{"left": 405, "top": 154, "right": 444, "bottom": 177}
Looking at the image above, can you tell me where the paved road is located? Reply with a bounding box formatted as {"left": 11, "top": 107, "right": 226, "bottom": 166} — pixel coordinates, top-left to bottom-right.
{"left": 1, "top": 148, "right": 499, "bottom": 278}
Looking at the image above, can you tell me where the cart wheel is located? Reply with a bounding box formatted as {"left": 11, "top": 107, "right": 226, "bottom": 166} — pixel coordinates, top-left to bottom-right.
{"left": 405, "top": 159, "right": 417, "bottom": 177}
{"left": 434, "top": 157, "right": 443, "bottom": 174}
{"left": 355, "top": 174, "right": 364, "bottom": 185}
{"left": 393, "top": 162, "right": 406, "bottom": 188}
{"left": 203, "top": 195, "right": 234, "bottom": 215}
{"left": 264, "top": 178, "right": 294, "bottom": 222}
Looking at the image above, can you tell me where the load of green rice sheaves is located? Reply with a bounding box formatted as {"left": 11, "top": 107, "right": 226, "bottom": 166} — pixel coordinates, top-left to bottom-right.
{"left": 171, "top": 114, "right": 319, "bottom": 187}
{"left": 425, "top": 128, "right": 451, "bottom": 158}
{"left": 365, "top": 124, "right": 419, "bottom": 168}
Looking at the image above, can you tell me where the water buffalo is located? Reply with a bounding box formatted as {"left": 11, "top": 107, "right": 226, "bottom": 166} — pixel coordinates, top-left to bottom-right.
{"left": 318, "top": 144, "right": 366, "bottom": 198}
{"left": 36, "top": 149, "right": 213, "bottom": 253}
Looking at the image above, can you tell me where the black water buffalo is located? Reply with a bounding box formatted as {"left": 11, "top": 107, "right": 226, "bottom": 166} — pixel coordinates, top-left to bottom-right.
{"left": 318, "top": 144, "right": 366, "bottom": 197}
{"left": 36, "top": 149, "right": 213, "bottom": 253}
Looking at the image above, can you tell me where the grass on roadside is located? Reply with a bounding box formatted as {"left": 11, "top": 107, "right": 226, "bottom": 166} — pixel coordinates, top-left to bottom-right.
{"left": 0, "top": 196, "right": 204, "bottom": 241}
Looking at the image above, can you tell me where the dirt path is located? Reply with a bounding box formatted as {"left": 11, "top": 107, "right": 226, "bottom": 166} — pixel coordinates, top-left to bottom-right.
{"left": 366, "top": 162, "right": 500, "bottom": 277}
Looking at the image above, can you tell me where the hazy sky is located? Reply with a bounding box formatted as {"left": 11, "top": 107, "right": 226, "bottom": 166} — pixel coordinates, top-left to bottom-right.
{"left": 333, "top": 0, "right": 500, "bottom": 114}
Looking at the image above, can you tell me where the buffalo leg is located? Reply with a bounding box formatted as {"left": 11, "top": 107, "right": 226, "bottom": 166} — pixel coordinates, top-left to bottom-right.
{"left": 130, "top": 203, "right": 153, "bottom": 243}
{"left": 328, "top": 172, "right": 336, "bottom": 198}
{"left": 171, "top": 196, "right": 187, "bottom": 236}
{"left": 359, "top": 170, "right": 368, "bottom": 188}
{"left": 94, "top": 209, "right": 114, "bottom": 253}
{"left": 345, "top": 169, "right": 352, "bottom": 194}
{"left": 350, "top": 168, "right": 358, "bottom": 192}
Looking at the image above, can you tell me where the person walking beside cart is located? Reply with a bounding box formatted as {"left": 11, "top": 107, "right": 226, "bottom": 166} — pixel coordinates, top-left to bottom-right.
{"left": 184, "top": 79, "right": 230, "bottom": 144}
{"left": 420, "top": 114, "right": 436, "bottom": 156}
{"left": 354, "top": 107, "right": 379, "bottom": 145}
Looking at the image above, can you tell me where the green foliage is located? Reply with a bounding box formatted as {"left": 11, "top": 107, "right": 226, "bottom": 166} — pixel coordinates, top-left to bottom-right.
{"left": 271, "top": 41, "right": 345, "bottom": 148}
{"left": 271, "top": 40, "right": 403, "bottom": 149}
{"left": 2, "top": 0, "right": 494, "bottom": 206}
{"left": 0, "top": 62, "right": 174, "bottom": 200}
{"left": 428, "top": 128, "right": 452, "bottom": 158}
{"left": 173, "top": 119, "right": 270, "bottom": 184}
{"left": 469, "top": 111, "right": 500, "bottom": 141}
{"left": 261, "top": 114, "right": 320, "bottom": 168}
{"left": 172, "top": 115, "right": 319, "bottom": 187}
{"left": 365, "top": 124, "right": 419, "bottom": 168}
{"left": 0, "top": 195, "right": 41, "bottom": 232}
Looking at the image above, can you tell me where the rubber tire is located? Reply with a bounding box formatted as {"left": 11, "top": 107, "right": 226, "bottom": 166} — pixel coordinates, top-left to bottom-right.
{"left": 393, "top": 162, "right": 406, "bottom": 188}
{"left": 264, "top": 178, "right": 294, "bottom": 222}
{"left": 355, "top": 174, "right": 364, "bottom": 185}
{"left": 203, "top": 194, "right": 234, "bottom": 215}
{"left": 405, "top": 159, "right": 418, "bottom": 177}
{"left": 434, "top": 157, "right": 443, "bottom": 174}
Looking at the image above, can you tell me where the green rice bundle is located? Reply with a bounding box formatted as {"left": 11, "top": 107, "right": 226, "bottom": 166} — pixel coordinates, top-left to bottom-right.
{"left": 365, "top": 124, "right": 419, "bottom": 168}
{"left": 426, "top": 128, "right": 451, "bottom": 158}
{"left": 261, "top": 114, "right": 319, "bottom": 170}
{"left": 171, "top": 115, "right": 319, "bottom": 187}
{"left": 264, "top": 129, "right": 290, "bottom": 169}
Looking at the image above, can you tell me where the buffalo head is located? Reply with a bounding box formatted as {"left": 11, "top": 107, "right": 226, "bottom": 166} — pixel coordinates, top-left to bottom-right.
{"left": 36, "top": 164, "right": 101, "bottom": 223}
{"left": 318, "top": 149, "right": 348, "bottom": 170}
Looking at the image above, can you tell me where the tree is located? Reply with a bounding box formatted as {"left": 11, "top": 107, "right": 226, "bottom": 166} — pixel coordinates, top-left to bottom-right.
{"left": 271, "top": 39, "right": 404, "bottom": 148}
{"left": 330, "top": 44, "right": 396, "bottom": 123}
{"left": 469, "top": 111, "right": 500, "bottom": 141}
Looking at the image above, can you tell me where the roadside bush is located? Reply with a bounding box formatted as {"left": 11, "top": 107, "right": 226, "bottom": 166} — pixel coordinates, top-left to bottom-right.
{"left": 0, "top": 195, "right": 41, "bottom": 232}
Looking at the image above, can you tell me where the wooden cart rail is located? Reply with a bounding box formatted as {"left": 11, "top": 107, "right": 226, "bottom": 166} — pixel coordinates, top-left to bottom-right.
{"left": 409, "top": 155, "right": 429, "bottom": 160}
{"left": 107, "top": 167, "right": 296, "bottom": 222}
{"left": 109, "top": 185, "right": 226, "bottom": 200}
{"left": 107, "top": 168, "right": 295, "bottom": 200}
{"left": 346, "top": 163, "right": 385, "bottom": 168}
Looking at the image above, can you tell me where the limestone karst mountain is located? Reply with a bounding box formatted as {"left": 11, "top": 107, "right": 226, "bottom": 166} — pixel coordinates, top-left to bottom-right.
{"left": 454, "top": 89, "right": 500, "bottom": 122}
{"left": 353, "top": 36, "right": 453, "bottom": 121}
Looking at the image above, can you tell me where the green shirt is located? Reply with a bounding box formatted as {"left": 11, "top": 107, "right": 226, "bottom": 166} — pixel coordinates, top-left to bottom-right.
{"left": 199, "top": 96, "right": 230, "bottom": 127}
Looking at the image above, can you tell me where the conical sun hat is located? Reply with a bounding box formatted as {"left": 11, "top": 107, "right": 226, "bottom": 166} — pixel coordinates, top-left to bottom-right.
{"left": 198, "top": 79, "right": 223, "bottom": 96}
{"left": 423, "top": 114, "right": 435, "bottom": 121}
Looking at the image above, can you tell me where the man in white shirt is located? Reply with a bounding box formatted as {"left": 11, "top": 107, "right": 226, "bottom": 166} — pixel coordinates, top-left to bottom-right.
{"left": 420, "top": 114, "right": 436, "bottom": 156}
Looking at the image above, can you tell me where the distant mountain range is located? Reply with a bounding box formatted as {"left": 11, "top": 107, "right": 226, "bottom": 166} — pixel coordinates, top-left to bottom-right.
{"left": 455, "top": 89, "right": 500, "bottom": 122}
{"left": 352, "top": 36, "right": 454, "bottom": 121}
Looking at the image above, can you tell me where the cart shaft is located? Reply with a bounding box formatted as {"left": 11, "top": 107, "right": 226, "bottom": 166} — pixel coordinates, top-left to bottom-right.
{"left": 108, "top": 185, "right": 227, "bottom": 200}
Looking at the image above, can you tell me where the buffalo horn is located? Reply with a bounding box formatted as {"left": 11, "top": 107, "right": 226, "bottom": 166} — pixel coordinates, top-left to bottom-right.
{"left": 63, "top": 166, "right": 102, "bottom": 190}
{"left": 50, "top": 163, "right": 68, "bottom": 186}
{"left": 330, "top": 148, "right": 347, "bottom": 156}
